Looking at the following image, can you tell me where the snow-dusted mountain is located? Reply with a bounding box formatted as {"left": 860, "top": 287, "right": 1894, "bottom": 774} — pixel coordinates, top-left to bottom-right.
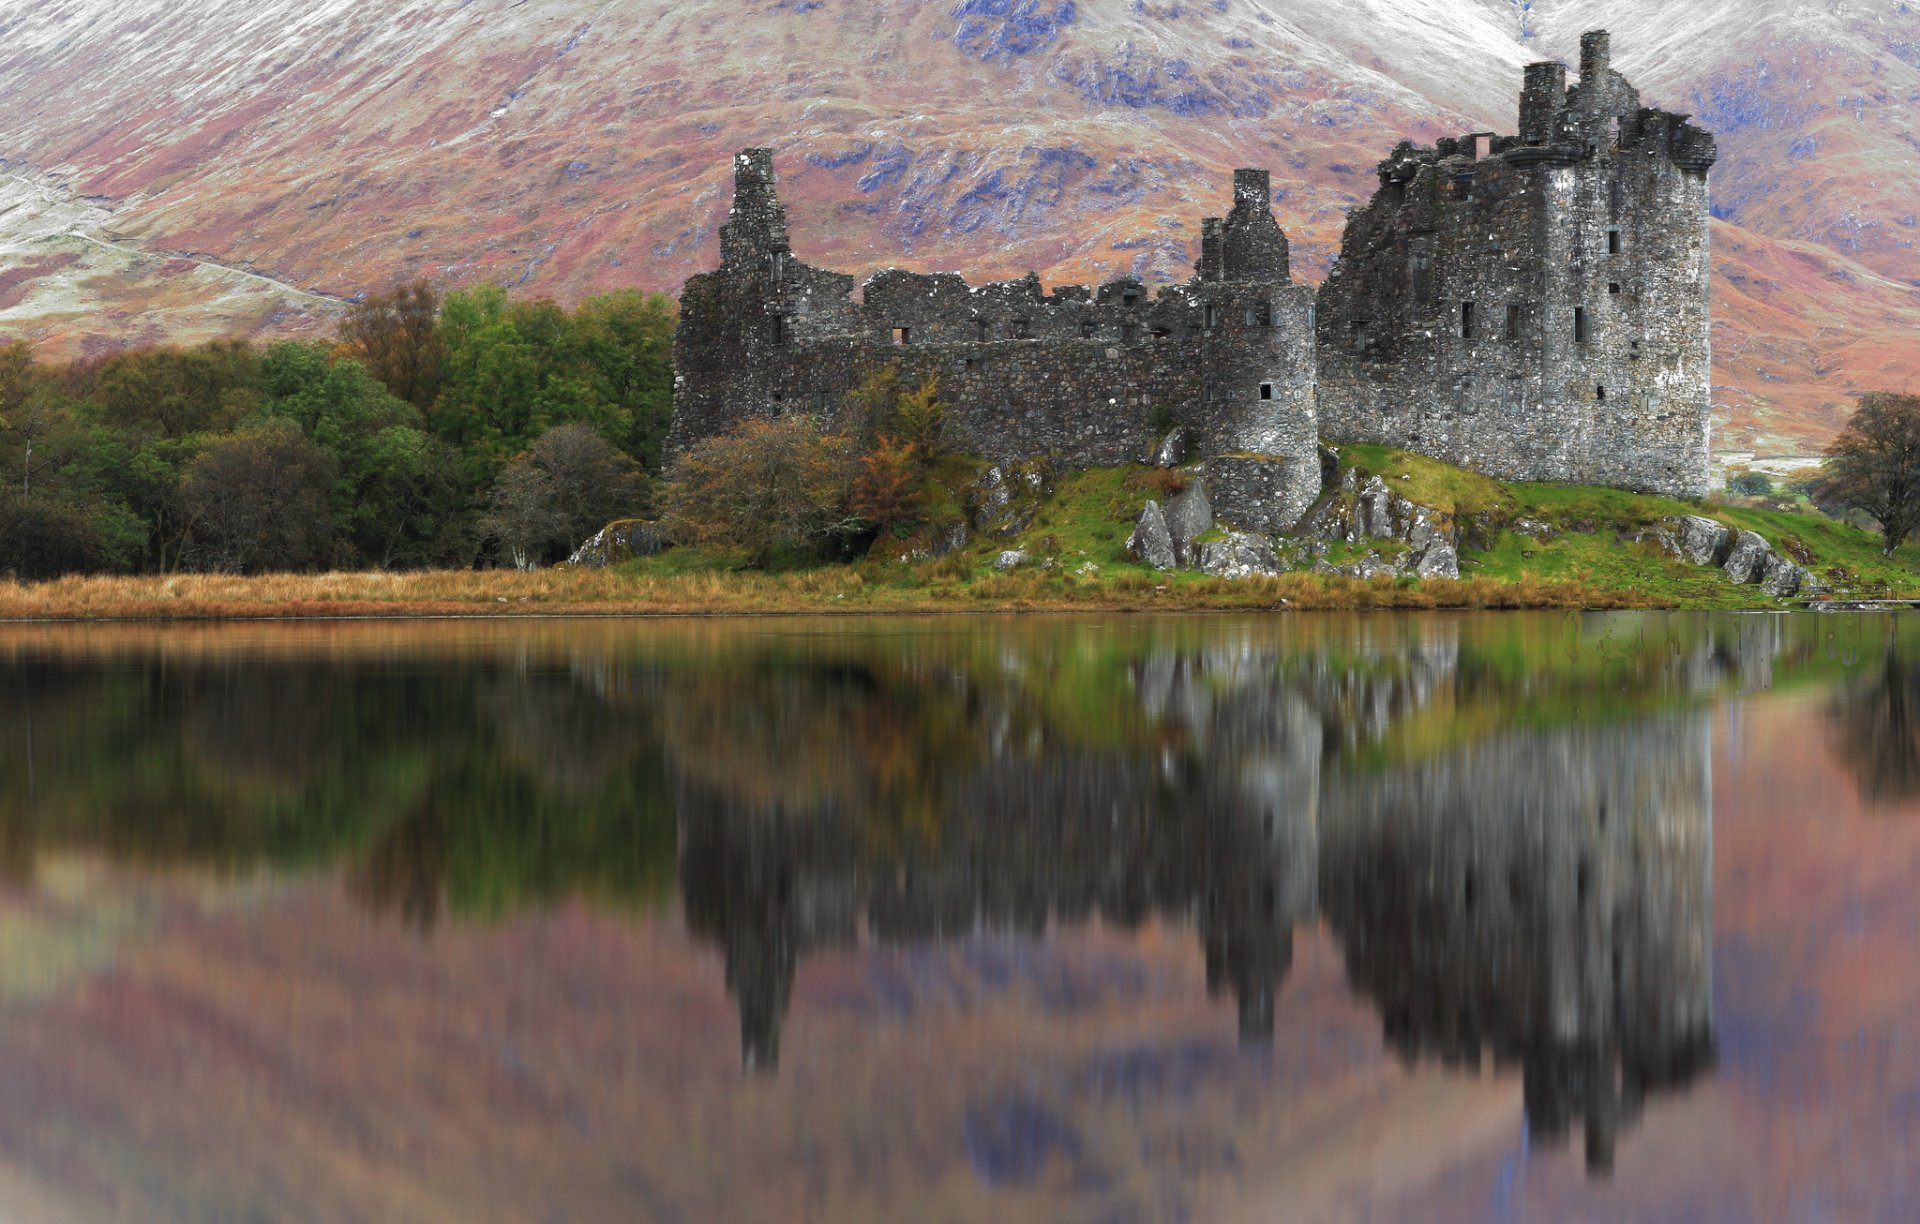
{"left": 3, "top": 0, "right": 1918, "bottom": 454}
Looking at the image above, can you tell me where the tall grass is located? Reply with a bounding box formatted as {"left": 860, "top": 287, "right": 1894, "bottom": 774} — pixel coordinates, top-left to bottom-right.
{"left": 0, "top": 565, "right": 1673, "bottom": 621}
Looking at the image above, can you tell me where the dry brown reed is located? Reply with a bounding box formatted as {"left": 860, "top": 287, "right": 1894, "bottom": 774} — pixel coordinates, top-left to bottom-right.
{"left": 0, "top": 565, "right": 1675, "bottom": 622}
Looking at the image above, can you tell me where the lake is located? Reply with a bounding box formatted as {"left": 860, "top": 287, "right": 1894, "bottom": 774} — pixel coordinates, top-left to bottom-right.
{"left": 0, "top": 612, "right": 1915, "bottom": 1222}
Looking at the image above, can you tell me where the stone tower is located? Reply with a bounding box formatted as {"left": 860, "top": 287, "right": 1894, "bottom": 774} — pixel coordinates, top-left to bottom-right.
{"left": 1315, "top": 31, "right": 1718, "bottom": 498}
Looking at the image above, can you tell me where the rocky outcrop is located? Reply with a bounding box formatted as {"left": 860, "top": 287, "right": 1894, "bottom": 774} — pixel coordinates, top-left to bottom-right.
{"left": 1643, "top": 517, "right": 1818, "bottom": 598}
{"left": 565, "top": 519, "right": 670, "bottom": 568}
{"left": 968, "top": 461, "right": 1054, "bottom": 539}
{"left": 893, "top": 519, "right": 969, "bottom": 563}
{"left": 1723, "top": 530, "right": 1771, "bottom": 584}
{"left": 1197, "top": 531, "right": 1283, "bottom": 579}
{"left": 992, "top": 549, "right": 1028, "bottom": 571}
{"left": 1165, "top": 477, "right": 1214, "bottom": 565}
{"left": 1128, "top": 501, "right": 1179, "bottom": 570}
{"left": 1299, "top": 474, "right": 1460, "bottom": 580}
{"left": 1148, "top": 427, "right": 1194, "bottom": 469}
{"left": 1665, "top": 516, "right": 1732, "bottom": 567}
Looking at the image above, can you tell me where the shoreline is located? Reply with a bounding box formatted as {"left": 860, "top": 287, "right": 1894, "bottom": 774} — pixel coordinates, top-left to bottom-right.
{"left": 0, "top": 567, "right": 1820, "bottom": 623}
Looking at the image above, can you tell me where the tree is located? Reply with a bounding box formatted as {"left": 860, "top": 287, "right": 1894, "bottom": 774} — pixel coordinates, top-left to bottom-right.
{"left": 181, "top": 422, "right": 338, "bottom": 573}
{"left": 0, "top": 341, "right": 67, "bottom": 498}
{"left": 482, "top": 424, "right": 649, "bottom": 569}
{"left": 0, "top": 495, "right": 101, "bottom": 579}
{"left": 848, "top": 435, "right": 924, "bottom": 532}
{"left": 1820, "top": 392, "right": 1920, "bottom": 556}
{"left": 257, "top": 341, "right": 468, "bottom": 567}
{"left": 571, "top": 289, "right": 677, "bottom": 473}
{"left": 662, "top": 416, "right": 859, "bottom": 565}
{"left": 337, "top": 279, "right": 446, "bottom": 411}
{"left": 92, "top": 340, "right": 261, "bottom": 439}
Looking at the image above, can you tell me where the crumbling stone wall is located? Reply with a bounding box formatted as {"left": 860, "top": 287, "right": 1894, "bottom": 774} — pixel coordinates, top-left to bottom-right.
{"left": 1316, "top": 31, "right": 1718, "bottom": 499}
{"left": 669, "top": 151, "right": 1322, "bottom": 527}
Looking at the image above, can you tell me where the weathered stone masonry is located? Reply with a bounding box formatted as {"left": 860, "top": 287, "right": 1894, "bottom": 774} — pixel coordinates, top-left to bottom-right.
{"left": 670, "top": 150, "right": 1323, "bottom": 532}
{"left": 669, "top": 31, "right": 1716, "bottom": 518}
{"left": 1316, "top": 31, "right": 1718, "bottom": 498}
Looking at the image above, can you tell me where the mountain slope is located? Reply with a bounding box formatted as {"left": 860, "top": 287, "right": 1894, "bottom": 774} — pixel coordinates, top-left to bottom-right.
{"left": 2, "top": 0, "right": 1917, "bottom": 455}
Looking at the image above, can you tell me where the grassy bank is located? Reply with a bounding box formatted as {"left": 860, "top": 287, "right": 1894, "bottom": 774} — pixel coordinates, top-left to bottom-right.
{"left": 0, "top": 566, "right": 1661, "bottom": 621}
{"left": 4, "top": 447, "right": 1915, "bottom": 621}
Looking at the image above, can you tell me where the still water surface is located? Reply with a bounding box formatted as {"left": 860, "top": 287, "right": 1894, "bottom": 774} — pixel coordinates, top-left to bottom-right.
{"left": 0, "top": 612, "right": 1917, "bottom": 1222}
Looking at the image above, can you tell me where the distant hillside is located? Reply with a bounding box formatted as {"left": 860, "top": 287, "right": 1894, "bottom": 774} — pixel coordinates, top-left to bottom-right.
{"left": 4, "top": 0, "right": 1920, "bottom": 455}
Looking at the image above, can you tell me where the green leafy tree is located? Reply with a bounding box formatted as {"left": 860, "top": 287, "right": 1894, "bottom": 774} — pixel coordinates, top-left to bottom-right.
{"left": 1820, "top": 392, "right": 1920, "bottom": 556}
{"left": 255, "top": 342, "right": 471, "bottom": 568}
{"left": 571, "top": 289, "right": 677, "bottom": 472}
{"left": 92, "top": 339, "right": 262, "bottom": 439}
{"left": 181, "top": 421, "right": 338, "bottom": 573}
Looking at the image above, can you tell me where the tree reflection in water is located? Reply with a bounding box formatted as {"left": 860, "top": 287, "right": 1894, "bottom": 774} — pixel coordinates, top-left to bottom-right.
{"left": 1, "top": 612, "right": 1915, "bottom": 1175}
{"left": 1830, "top": 634, "right": 1920, "bottom": 806}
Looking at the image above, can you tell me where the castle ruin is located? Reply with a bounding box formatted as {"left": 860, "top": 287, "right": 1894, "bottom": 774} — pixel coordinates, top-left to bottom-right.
{"left": 669, "top": 30, "right": 1716, "bottom": 526}
{"left": 1317, "top": 30, "right": 1718, "bottom": 498}
{"left": 669, "top": 151, "right": 1322, "bottom": 532}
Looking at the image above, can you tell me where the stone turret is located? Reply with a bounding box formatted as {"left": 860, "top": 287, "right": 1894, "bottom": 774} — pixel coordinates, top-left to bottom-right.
{"left": 1219, "top": 168, "right": 1290, "bottom": 284}
{"left": 1520, "top": 62, "right": 1568, "bottom": 145}
{"left": 717, "top": 147, "right": 789, "bottom": 266}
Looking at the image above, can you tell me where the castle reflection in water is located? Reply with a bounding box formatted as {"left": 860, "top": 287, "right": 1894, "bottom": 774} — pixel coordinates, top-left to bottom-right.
{"left": 673, "top": 621, "right": 1735, "bottom": 1174}
{"left": 9, "top": 613, "right": 1903, "bottom": 1174}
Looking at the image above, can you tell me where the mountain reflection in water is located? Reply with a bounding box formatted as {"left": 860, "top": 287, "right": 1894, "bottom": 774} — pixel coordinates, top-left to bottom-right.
{"left": 1, "top": 611, "right": 1916, "bottom": 1206}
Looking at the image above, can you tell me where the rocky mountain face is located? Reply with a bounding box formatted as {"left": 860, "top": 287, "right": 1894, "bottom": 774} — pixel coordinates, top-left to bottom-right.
{"left": 3, "top": 0, "right": 1917, "bottom": 455}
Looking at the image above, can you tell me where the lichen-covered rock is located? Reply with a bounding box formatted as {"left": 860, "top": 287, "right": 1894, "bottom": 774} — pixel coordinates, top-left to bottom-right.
{"left": 968, "top": 465, "right": 1012, "bottom": 529}
{"left": 1164, "top": 476, "right": 1213, "bottom": 564}
{"left": 1358, "top": 475, "right": 1395, "bottom": 539}
{"left": 1196, "top": 531, "right": 1282, "bottom": 579}
{"left": 992, "top": 549, "right": 1028, "bottom": 571}
{"left": 989, "top": 501, "right": 1037, "bottom": 539}
{"left": 1665, "top": 515, "right": 1732, "bottom": 567}
{"left": 1759, "top": 554, "right": 1804, "bottom": 598}
{"left": 894, "top": 519, "right": 969, "bottom": 563}
{"left": 1413, "top": 540, "right": 1460, "bottom": 580}
{"left": 1128, "top": 501, "right": 1178, "bottom": 570}
{"left": 566, "top": 519, "right": 670, "bottom": 568}
{"left": 1148, "top": 427, "right": 1194, "bottom": 469}
{"left": 1723, "top": 530, "right": 1772, "bottom": 584}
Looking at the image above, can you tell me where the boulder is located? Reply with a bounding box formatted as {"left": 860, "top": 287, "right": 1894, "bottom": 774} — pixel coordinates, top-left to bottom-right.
{"left": 895, "top": 520, "right": 969, "bottom": 563}
{"left": 1413, "top": 540, "right": 1460, "bottom": 580}
{"left": 1196, "top": 531, "right": 1283, "bottom": 579}
{"left": 1127, "top": 501, "right": 1179, "bottom": 570}
{"left": 1164, "top": 477, "right": 1213, "bottom": 564}
{"left": 1148, "top": 427, "right": 1194, "bottom": 468}
{"left": 967, "top": 465, "right": 1011, "bottom": 529}
{"left": 1759, "top": 554, "right": 1804, "bottom": 598}
{"left": 565, "top": 519, "right": 670, "bottom": 568}
{"left": 1723, "top": 530, "right": 1772, "bottom": 584}
{"left": 1665, "top": 515, "right": 1732, "bottom": 567}
{"left": 992, "top": 549, "right": 1028, "bottom": 571}
{"left": 1358, "top": 475, "right": 1395, "bottom": 540}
